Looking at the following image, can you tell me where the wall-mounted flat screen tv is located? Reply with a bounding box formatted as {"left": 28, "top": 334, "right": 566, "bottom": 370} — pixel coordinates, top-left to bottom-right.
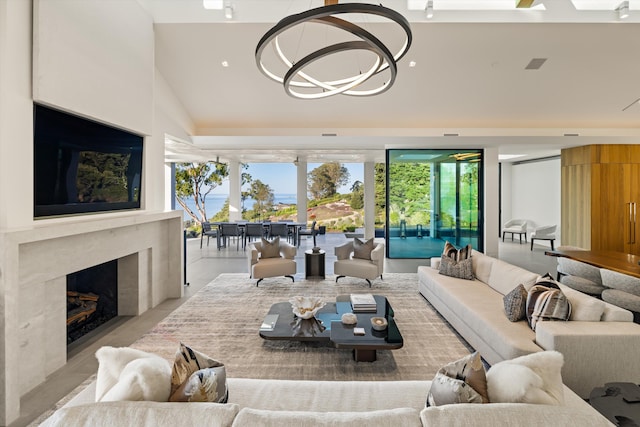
{"left": 34, "top": 104, "right": 143, "bottom": 218}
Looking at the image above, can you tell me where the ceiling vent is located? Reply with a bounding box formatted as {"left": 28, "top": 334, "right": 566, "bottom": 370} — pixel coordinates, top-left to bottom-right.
{"left": 525, "top": 58, "right": 547, "bottom": 70}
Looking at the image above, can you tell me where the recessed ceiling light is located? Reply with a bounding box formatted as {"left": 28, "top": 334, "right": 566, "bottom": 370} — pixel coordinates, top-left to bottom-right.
{"left": 409, "top": 61, "right": 417, "bottom": 67}
{"left": 221, "top": 61, "right": 229, "bottom": 67}
{"left": 203, "top": 0, "right": 223, "bottom": 10}
{"left": 499, "top": 154, "right": 526, "bottom": 160}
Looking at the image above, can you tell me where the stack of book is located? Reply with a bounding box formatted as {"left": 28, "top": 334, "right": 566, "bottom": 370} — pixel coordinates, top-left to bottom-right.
{"left": 350, "top": 293, "right": 377, "bottom": 313}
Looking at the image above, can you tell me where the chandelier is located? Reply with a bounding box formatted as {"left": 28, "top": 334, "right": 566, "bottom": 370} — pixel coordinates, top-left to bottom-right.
{"left": 255, "top": 2, "right": 412, "bottom": 99}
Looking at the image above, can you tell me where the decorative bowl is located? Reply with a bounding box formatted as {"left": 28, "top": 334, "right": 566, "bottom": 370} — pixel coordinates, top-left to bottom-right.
{"left": 289, "top": 296, "right": 326, "bottom": 319}
{"left": 341, "top": 313, "right": 358, "bottom": 325}
{"left": 370, "top": 317, "right": 388, "bottom": 331}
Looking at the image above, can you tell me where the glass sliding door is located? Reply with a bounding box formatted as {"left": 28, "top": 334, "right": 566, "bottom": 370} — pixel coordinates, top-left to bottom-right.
{"left": 386, "top": 149, "right": 483, "bottom": 258}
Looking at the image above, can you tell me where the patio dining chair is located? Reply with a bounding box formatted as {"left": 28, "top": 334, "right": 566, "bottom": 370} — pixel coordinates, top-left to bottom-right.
{"left": 244, "top": 222, "right": 265, "bottom": 248}
{"left": 219, "top": 223, "right": 244, "bottom": 250}
{"left": 200, "top": 221, "right": 218, "bottom": 248}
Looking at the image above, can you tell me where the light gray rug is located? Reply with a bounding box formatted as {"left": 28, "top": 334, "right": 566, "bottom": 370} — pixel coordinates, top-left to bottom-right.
{"left": 130, "top": 273, "right": 473, "bottom": 381}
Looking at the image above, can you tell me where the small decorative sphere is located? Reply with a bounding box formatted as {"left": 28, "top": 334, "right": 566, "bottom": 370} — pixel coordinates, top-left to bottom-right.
{"left": 341, "top": 313, "right": 358, "bottom": 325}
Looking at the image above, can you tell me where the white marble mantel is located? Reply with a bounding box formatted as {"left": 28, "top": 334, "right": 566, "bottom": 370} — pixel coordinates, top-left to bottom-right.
{"left": 0, "top": 210, "right": 183, "bottom": 425}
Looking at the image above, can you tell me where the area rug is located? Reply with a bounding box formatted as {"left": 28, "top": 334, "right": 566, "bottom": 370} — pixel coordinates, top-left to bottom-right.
{"left": 130, "top": 273, "right": 473, "bottom": 381}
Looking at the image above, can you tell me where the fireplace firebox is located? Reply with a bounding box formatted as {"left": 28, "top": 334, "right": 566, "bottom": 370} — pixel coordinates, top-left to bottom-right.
{"left": 66, "top": 260, "right": 119, "bottom": 344}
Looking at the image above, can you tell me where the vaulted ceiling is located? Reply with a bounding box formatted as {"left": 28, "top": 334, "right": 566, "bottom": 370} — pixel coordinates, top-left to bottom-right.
{"left": 139, "top": 0, "right": 640, "bottom": 163}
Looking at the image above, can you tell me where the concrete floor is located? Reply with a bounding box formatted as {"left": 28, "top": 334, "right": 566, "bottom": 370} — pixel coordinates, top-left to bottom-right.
{"left": 14, "top": 232, "right": 557, "bottom": 427}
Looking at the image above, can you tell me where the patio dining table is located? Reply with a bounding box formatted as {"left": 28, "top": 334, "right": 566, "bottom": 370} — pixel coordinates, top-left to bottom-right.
{"left": 212, "top": 221, "right": 306, "bottom": 249}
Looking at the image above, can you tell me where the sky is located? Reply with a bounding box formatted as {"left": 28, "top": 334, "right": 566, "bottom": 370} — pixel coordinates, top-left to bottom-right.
{"left": 211, "top": 162, "right": 364, "bottom": 195}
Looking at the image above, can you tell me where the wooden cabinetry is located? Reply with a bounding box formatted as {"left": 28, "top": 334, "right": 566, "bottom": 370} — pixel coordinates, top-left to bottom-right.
{"left": 562, "top": 145, "right": 640, "bottom": 255}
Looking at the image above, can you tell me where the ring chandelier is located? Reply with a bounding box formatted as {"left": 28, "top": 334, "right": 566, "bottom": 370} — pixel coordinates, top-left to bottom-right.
{"left": 255, "top": 3, "right": 412, "bottom": 99}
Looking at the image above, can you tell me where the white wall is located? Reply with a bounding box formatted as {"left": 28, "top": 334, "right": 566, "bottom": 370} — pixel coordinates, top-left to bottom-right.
{"left": 33, "top": 0, "right": 154, "bottom": 135}
{"left": 503, "top": 158, "right": 561, "bottom": 246}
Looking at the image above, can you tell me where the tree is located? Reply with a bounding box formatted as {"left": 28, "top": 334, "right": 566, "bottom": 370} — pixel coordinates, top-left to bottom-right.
{"left": 175, "top": 162, "right": 229, "bottom": 224}
{"left": 307, "top": 162, "right": 349, "bottom": 200}
{"left": 249, "top": 179, "right": 274, "bottom": 221}
{"left": 374, "top": 163, "right": 386, "bottom": 223}
{"left": 350, "top": 180, "right": 364, "bottom": 210}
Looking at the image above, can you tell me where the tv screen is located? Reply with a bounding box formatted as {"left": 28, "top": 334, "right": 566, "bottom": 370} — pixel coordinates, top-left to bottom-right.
{"left": 34, "top": 104, "right": 143, "bottom": 218}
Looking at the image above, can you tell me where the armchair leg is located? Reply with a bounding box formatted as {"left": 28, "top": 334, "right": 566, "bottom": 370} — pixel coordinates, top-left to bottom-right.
{"left": 336, "top": 275, "right": 345, "bottom": 283}
{"left": 256, "top": 278, "right": 263, "bottom": 287}
{"left": 285, "top": 275, "right": 295, "bottom": 283}
{"left": 366, "top": 279, "right": 372, "bottom": 288}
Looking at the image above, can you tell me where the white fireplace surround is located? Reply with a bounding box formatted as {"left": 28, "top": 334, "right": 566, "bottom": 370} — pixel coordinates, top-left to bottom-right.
{"left": 0, "top": 211, "right": 183, "bottom": 423}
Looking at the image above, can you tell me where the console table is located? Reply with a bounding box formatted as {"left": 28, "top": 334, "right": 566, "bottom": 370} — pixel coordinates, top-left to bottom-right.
{"left": 545, "top": 249, "right": 640, "bottom": 279}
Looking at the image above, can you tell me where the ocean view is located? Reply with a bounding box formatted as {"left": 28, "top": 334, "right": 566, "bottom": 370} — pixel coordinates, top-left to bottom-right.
{"left": 178, "top": 193, "right": 297, "bottom": 220}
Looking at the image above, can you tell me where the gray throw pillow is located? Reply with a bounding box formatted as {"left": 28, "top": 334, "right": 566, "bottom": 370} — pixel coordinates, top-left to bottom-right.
{"left": 260, "top": 237, "right": 280, "bottom": 259}
{"left": 438, "top": 256, "right": 475, "bottom": 280}
{"left": 353, "top": 237, "right": 374, "bottom": 260}
{"left": 503, "top": 284, "right": 528, "bottom": 322}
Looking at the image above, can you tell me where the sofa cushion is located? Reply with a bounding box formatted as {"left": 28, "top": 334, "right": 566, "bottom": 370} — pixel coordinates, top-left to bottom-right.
{"left": 39, "top": 402, "right": 240, "bottom": 427}
{"left": 426, "top": 352, "right": 488, "bottom": 406}
{"left": 418, "top": 266, "right": 541, "bottom": 361}
{"left": 226, "top": 378, "right": 431, "bottom": 412}
{"left": 558, "top": 284, "right": 606, "bottom": 321}
{"left": 95, "top": 346, "right": 172, "bottom": 402}
{"left": 420, "top": 403, "right": 612, "bottom": 427}
{"left": 487, "top": 260, "right": 539, "bottom": 296}
{"left": 486, "top": 351, "right": 564, "bottom": 406}
{"left": 439, "top": 256, "right": 475, "bottom": 280}
{"left": 600, "top": 269, "right": 640, "bottom": 297}
{"left": 231, "top": 407, "right": 421, "bottom": 427}
{"left": 353, "top": 237, "right": 375, "bottom": 260}
{"left": 503, "top": 284, "right": 528, "bottom": 322}
{"left": 170, "top": 343, "right": 228, "bottom": 403}
{"left": 259, "top": 237, "right": 280, "bottom": 259}
{"left": 560, "top": 275, "right": 605, "bottom": 297}
{"left": 471, "top": 250, "right": 494, "bottom": 285}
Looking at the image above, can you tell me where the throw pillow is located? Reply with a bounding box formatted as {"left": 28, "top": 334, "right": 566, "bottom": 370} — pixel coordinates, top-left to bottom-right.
{"left": 503, "top": 284, "right": 528, "bottom": 322}
{"left": 438, "top": 256, "right": 475, "bottom": 280}
{"left": 426, "top": 352, "right": 489, "bottom": 407}
{"left": 442, "top": 241, "right": 472, "bottom": 261}
{"left": 259, "top": 236, "right": 280, "bottom": 259}
{"left": 353, "top": 237, "right": 375, "bottom": 260}
{"left": 94, "top": 346, "right": 172, "bottom": 402}
{"left": 170, "top": 343, "right": 228, "bottom": 403}
{"left": 486, "top": 351, "right": 565, "bottom": 406}
{"left": 526, "top": 275, "right": 572, "bottom": 330}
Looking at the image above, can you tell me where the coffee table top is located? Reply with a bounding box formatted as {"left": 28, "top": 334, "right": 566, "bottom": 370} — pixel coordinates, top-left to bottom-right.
{"left": 259, "top": 295, "right": 403, "bottom": 351}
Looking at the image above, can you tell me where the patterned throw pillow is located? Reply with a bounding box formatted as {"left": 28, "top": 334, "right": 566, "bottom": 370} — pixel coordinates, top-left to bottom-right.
{"left": 526, "top": 275, "right": 572, "bottom": 331}
{"left": 259, "top": 237, "right": 280, "bottom": 259}
{"left": 353, "top": 237, "right": 375, "bottom": 260}
{"left": 442, "top": 241, "right": 472, "bottom": 261}
{"left": 439, "top": 256, "right": 475, "bottom": 280}
{"left": 426, "top": 352, "right": 489, "bottom": 407}
{"left": 169, "top": 343, "right": 228, "bottom": 403}
{"left": 503, "top": 284, "right": 528, "bottom": 322}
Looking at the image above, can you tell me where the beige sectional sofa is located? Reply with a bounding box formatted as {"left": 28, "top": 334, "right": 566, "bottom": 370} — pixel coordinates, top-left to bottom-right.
{"left": 418, "top": 250, "right": 640, "bottom": 398}
{"left": 41, "top": 377, "right": 612, "bottom": 426}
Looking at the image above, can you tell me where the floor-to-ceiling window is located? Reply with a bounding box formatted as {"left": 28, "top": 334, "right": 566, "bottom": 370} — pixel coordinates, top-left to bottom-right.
{"left": 386, "top": 149, "right": 483, "bottom": 258}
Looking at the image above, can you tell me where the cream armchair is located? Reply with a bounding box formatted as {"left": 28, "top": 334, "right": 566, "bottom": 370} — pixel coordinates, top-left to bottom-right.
{"left": 334, "top": 241, "right": 384, "bottom": 287}
{"left": 248, "top": 240, "right": 296, "bottom": 286}
{"left": 530, "top": 225, "right": 557, "bottom": 251}
{"left": 502, "top": 219, "right": 528, "bottom": 244}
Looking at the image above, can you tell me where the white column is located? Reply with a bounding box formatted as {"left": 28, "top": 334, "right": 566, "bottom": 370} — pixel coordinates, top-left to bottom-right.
{"left": 484, "top": 147, "right": 499, "bottom": 257}
{"left": 296, "top": 160, "right": 307, "bottom": 223}
{"left": 228, "top": 161, "right": 241, "bottom": 221}
{"left": 364, "top": 162, "right": 375, "bottom": 240}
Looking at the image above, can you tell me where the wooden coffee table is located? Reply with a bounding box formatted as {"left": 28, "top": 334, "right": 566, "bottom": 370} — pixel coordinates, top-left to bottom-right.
{"left": 259, "top": 295, "right": 403, "bottom": 362}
